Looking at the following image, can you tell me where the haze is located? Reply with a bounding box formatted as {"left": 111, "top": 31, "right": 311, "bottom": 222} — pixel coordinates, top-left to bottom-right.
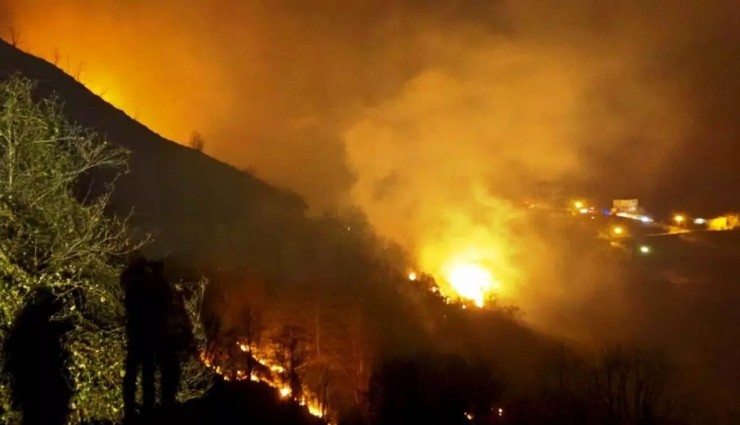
{"left": 2, "top": 0, "right": 739, "bottom": 336}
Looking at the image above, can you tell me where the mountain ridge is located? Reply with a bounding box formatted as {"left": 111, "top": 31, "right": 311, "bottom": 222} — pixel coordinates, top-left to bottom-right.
{"left": 0, "top": 38, "right": 308, "bottom": 271}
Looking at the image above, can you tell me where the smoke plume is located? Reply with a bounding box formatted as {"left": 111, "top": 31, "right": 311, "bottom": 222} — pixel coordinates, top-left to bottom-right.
{"left": 2, "top": 0, "right": 739, "bottom": 335}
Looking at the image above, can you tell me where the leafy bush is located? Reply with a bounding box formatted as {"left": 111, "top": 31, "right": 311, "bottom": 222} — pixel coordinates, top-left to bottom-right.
{"left": 0, "top": 75, "right": 135, "bottom": 423}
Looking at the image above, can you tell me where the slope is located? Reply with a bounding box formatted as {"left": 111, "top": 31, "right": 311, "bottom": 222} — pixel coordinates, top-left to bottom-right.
{"left": 0, "top": 38, "right": 307, "bottom": 273}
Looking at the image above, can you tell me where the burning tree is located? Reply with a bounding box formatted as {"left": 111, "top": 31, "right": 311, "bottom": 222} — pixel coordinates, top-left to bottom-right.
{"left": 274, "top": 325, "right": 308, "bottom": 400}
{"left": 238, "top": 304, "right": 264, "bottom": 376}
{"left": 0, "top": 76, "right": 209, "bottom": 423}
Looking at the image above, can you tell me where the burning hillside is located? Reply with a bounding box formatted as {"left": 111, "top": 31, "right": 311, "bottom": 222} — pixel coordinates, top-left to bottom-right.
{"left": 201, "top": 341, "right": 329, "bottom": 421}
{"left": 2, "top": 1, "right": 740, "bottom": 423}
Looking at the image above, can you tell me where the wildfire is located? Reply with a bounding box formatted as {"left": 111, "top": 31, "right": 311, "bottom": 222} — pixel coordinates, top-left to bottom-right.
{"left": 419, "top": 235, "right": 509, "bottom": 308}
{"left": 200, "top": 342, "right": 330, "bottom": 422}
{"left": 445, "top": 262, "right": 498, "bottom": 308}
{"left": 410, "top": 193, "right": 518, "bottom": 309}
{"left": 414, "top": 245, "right": 510, "bottom": 309}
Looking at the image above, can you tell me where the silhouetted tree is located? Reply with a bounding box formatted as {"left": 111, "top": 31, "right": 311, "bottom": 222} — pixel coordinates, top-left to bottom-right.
{"left": 368, "top": 354, "right": 503, "bottom": 425}
{"left": 189, "top": 131, "right": 205, "bottom": 152}
{"left": 8, "top": 26, "right": 20, "bottom": 47}
{"left": 275, "top": 325, "right": 308, "bottom": 400}
{"left": 589, "top": 346, "right": 673, "bottom": 425}
{"left": 239, "top": 304, "right": 263, "bottom": 376}
{"left": 538, "top": 343, "right": 676, "bottom": 425}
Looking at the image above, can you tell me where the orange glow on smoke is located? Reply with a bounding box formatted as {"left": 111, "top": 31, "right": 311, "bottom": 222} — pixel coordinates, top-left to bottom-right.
{"left": 445, "top": 261, "right": 499, "bottom": 307}
{"left": 415, "top": 201, "right": 516, "bottom": 308}
{"left": 2, "top": 3, "right": 229, "bottom": 146}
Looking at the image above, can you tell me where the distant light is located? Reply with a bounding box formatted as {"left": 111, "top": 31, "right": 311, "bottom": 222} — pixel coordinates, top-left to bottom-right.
{"left": 613, "top": 226, "right": 624, "bottom": 235}
{"left": 464, "top": 412, "right": 474, "bottom": 421}
{"left": 639, "top": 245, "right": 651, "bottom": 254}
{"left": 694, "top": 218, "right": 706, "bottom": 225}
{"left": 579, "top": 208, "right": 589, "bottom": 214}
{"left": 408, "top": 272, "right": 418, "bottom": 281}
{"left": 640, "top": 216, "right": 652, "bottom": 223}
{"left": 498, "top": 407, "right": 504, "bottom": 417}
{"left": 673, "top": 214, "right": 685, "bottom": 224}
{"left": 574, "top": 201, "right": 584, "bottom": 209}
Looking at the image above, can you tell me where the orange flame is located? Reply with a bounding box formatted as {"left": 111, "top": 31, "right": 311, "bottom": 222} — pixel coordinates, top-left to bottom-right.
{"left": 200, "top": 341, "right": 330, "bottom": 422}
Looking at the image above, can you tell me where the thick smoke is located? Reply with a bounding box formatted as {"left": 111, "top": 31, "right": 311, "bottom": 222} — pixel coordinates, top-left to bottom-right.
{"left": 2, "top": 0, "right": 739, "bottom": 335}
{"left": 2, "top": 1, "right": 738, "bottom": 209}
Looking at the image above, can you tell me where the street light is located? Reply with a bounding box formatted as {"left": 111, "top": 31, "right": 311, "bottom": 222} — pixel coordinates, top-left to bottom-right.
{"left": 612, "top": 226, "right": 624, "bottom": 236}
{"left": 673, "top": 214, "right": 685, "bottom": 224}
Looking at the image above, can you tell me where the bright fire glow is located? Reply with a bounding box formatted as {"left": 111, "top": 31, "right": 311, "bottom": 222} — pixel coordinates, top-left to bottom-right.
{"left": 201, "top": 343, "right": 329, "bottom": 421}
{"left": 445, "top": 262, "right": 498, "bottom": 307}
{"left": 408, "top": 272, "right": 417, "bottom": 281}
{"left": 416, "top": 204, "right": 515, "bottom": 309}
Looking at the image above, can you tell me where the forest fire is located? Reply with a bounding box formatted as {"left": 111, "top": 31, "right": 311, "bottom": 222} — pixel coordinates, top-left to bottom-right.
{"left": 200, "top": 342, "right": 329, "bottom": 422}
{"left": 445, "top": 261, "right": 498, "bottom": 308}
{"left": 418, "top": 237, "right": 511, "bottom": 308}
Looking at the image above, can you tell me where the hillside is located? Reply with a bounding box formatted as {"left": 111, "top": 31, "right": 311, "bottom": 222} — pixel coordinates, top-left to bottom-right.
{"left": 0, "top": 39, "right": 307, "bottom": 272}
